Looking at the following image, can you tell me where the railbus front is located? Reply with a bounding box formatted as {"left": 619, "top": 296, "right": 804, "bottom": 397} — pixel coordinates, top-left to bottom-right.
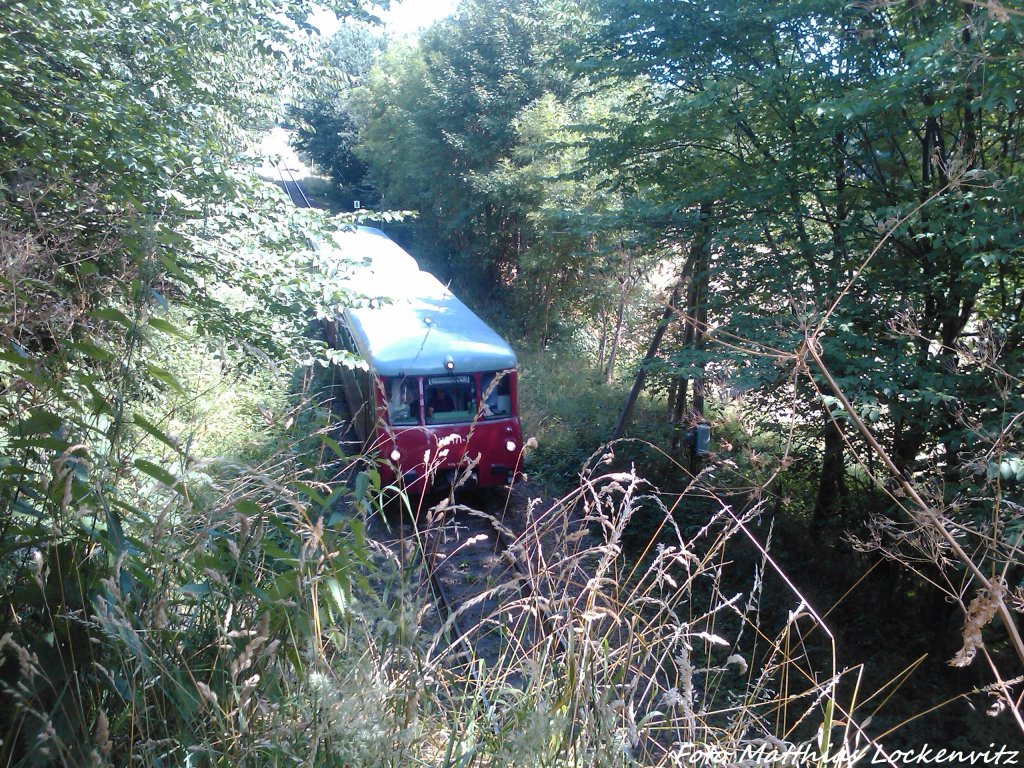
{"left": 369, "top": 367, "right": 523, "bottom": 491}
{"left": 325, "top": 226, "right": 524, "bottom": 493}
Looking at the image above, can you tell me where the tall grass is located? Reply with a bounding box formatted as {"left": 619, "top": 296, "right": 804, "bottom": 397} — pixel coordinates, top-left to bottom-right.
{"left": 4, "top": 379, "right": 1007, "bottom": 765}
{"left": 4, "top": 325, "right": 1016, "bottom": 766}
{"left": 394, "top": 452, "right": 882, "bottom": 767}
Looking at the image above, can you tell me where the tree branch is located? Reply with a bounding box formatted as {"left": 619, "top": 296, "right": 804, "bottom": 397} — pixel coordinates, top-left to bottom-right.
{"left": 803, "top": 335, "right": 1024, "bottom": 668}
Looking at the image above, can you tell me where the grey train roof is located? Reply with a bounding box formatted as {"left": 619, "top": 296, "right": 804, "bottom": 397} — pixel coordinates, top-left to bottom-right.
{"left": 328, "top": 226, "right": 517, "bottom": 377}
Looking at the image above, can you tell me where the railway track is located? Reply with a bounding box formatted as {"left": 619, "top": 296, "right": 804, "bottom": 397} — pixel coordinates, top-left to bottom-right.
{"left": 318, "top": 334, "right": 560, "bottom": 702}
{"left": 277, "top": 163, "right": 314, "bottom": 208}
{"left": 278, "top": 156, "right": 563, "bottom": 712}
{"left": 275, "top": 143, "right": 704, "bottom": 761}
{"left": 366, "top": 489, "right": 558, "bottom": 701}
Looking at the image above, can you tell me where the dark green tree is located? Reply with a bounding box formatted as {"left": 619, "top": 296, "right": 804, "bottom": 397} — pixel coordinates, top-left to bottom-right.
{"left": 288, "top": 21, "right": 385, "bottom": 206}
{"left": 0, "top": 0, "right": 373, "bottom": 761}
{"left": 354, "top": 0, "right": 573, "bottom": 307}
{"left": 584, "top": 0, "right": 1023, "bottom": 516}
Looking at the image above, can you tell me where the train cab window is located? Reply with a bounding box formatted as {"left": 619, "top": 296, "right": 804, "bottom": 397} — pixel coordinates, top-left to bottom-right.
{"left": 480, "top": 372, "right": 512, "bottom": 419}
{"left": 386, "top": 377, "right": 420, "bottom": 425}
{"left": 425, "top": 375, "right": 476, "bottom": 424}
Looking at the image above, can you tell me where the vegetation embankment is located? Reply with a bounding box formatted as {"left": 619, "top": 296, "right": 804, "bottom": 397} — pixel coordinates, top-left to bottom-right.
{"left": 0, "top": 0, "right": 390, "bottom": 763}
{"left": 1, "top": 0, "right": 1021, "bottom": 764}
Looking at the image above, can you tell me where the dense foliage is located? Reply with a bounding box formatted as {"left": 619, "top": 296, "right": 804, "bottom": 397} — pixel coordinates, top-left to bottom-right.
{"left": 298, "top": 2, "right": 658, "bottom": 349}
{"left": 579, "top": 1, "right": 1024, "bottom": 670}
{"left": 292, "top": 0, "right": 1024, "bottom": 738}
{"left": 288, "top": 22, "right": 385, "bottom": 209}
{"left": 298, "top": 0, "right": 1023, "bottom": 507}
{"left": 0, "top": 0, "right": 375, "bottom": 763}
{"left": 3, "top": 0, "right": 1023, "bottom": 760}
{"left": 587, "top": 0, "right": 1024, "bottom": 474}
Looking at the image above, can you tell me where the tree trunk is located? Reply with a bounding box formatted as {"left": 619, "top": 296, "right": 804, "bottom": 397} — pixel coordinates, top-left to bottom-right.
{"left": 604, "top": 279, "right": 628, "bottom": 383}
{"left": 611, "top": 286, "right": 681, "bottom": 440}
{"left": 613, "top": 202, "right": 713, "bottom": 440}
{"left": 677, "top": 202, "right": 713, "bottom": 430}
{"left": 541, "top": 296, "right": 552, "bottom": 347}
{"left": 812, "top": 130, "right": 850, "bottom": 521}
{"left": 691, "top": 262, "right": 708, "bottom": 420}
{"left": 670, "top": 377, "right": 688, "bottom": 451}
{"left": 597, "top": 307, "right": 610, "bottom": 370}
{"left": 813, "top": 419, "right": 848, "bottom": 521}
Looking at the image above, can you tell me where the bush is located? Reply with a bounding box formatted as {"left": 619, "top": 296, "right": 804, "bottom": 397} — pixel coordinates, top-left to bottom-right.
{"left": 517, "top": 345, "right": 671, "bottom": 487}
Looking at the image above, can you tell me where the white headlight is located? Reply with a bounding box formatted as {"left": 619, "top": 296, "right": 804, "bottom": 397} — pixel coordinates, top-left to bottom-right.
{"left": 390, "top": 448, "right": 402, "bottom": 462}
{"left": 505, "top": 440, "right": 517, "bottom": 452}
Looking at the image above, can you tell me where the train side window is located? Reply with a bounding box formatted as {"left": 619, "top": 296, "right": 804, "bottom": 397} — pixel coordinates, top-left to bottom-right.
{"left": 480, "top": 372, "right": 512, "bottom": 419}
{"left": 386, "top": 377, "right": 420, "bottom": 425}
{"left": 337, "top": 323, "right": 356, "bottom": 352}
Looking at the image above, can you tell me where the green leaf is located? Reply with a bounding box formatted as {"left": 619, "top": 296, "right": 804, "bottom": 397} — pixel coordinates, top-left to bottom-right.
{"left": 147, "top": 317, "right": 184, "bottom": 337}
{"left": 325, "top": 576, "right": 348, "bottom": 618}
{"left": 14, "top": 409, "right": 62, "bottom": 436}
{"left": 321, "top": 435, "right": 348, "bottom": 459}
{"left": 294, "top": 481, "right": 326, "bottom": 508}
{"left": 0, "top": 347, "right": 32, "bottom": 365}
{"left": 235, "top": 499, "right": 262, "bottom": 518}
{"left": 349, "top": 516, "right": 366, "bottom": 551}
{"left": 353, "top": 470, "right": 371, "bottom": 508}
{"left": 91, "top": 307, "right": 135, "bottom": 329}
{"left": 134, "top": 459, "right": 186, "bottom": 496}
{"left": 105, "top": 502, "right": 128, "bottom": 557}
{"left": 146, "top": 363, "right": 185, "bottom": 393}
{"left": 133, "top": 413, "right": 182, "bottom": 453}
{"left": 70, "top": 341, "right": 115, "bottom": 363}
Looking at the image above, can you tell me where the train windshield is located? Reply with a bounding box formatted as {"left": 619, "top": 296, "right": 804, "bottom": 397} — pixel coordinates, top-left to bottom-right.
{"left": 480, "top": 371, "right": 512, "bottom": 419}
{"left": 424, "top": 375, "right": 477, "bottom": 425}
{"left": 385, "top": 377, "right": 420, "bottom": 426}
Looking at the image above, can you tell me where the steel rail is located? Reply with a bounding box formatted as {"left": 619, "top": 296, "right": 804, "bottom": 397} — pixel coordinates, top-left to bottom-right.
{"left": 277, "top": 163, "right": 314, "bottom": 208}
{"left": 413, "top": 494, "right": 570, "bottom": 680}
{"left": 372, "top": 491, "right": 565, "bottom": 735}
{"left": 385, "top": 511, "right": 500, "bottom": 728}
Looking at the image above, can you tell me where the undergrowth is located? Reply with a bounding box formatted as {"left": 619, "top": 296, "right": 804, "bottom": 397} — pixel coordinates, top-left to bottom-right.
{"left": 517, "top": 345, "right": 671, "bottom": 488}
{"left": 4, "top": 288, "right": 1019, "bottom": 765}
{"left": 2, "top": 172, "right": 1019, "bottom": 768}
{"left": 4, "top": 341, "right": 1020, "bottom": 764}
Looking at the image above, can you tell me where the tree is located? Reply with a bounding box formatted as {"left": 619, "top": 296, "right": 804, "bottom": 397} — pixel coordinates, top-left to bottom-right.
{"left": 354, "top": 0, "right": 578, "bottom": 314}
{"left": 584, "top": 0, "right": 1023, "bottom": 513}
{"left": 0, "top": 0, "right": 372, "bottom": 761}
{"left": 581, "top": 0, "right": 1024, "bottom": 720}
{"left": 289, "top": 21, "right": 386, "bottom": 206}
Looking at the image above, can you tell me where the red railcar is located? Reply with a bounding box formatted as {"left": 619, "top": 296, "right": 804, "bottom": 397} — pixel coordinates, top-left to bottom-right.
{"left": 325, "top": 227, "right": 523, "bottom": 493}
